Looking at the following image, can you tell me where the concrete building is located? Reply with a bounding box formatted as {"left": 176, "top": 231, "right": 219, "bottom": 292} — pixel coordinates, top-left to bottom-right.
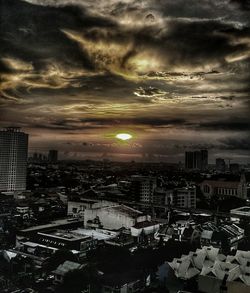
{"left": 130, "top": 221, "right": 160, "bottom": 238}
{"left": 31, "top": 229, "right": 95, "bottom": 251}
{"left": 67, "top": 198, "right": 114, "bottom": 218}
{"left": 173, "top": 186, "right": 196, "bottom": 209}
{"left": 0, "top": 127, "right": 28, "bottom": 192}
{"left": 84, "top": 204, "right": 150, "bottom": 230}
{"left": 130, "top": 175, "right": 157, "bottom": 202}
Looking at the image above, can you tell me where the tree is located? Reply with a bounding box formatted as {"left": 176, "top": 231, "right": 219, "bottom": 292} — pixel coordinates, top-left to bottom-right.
{"left": 43, "top": 249, "right": 78, "bottom": 272}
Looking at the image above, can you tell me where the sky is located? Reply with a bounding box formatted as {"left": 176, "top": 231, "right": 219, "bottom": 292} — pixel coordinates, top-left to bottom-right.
{"left": 0, "top": 0, "right": 250, "bottom": 163}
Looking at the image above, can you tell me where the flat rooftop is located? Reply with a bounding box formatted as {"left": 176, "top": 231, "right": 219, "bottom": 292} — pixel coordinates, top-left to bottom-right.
{"left": 20, "top": 218, "right": 84, "bottom": 233}
{"left": 72, "top": 228, "right": 117, "bottom": 241}
{"left": 38, "top": 230, "right": 90, "bottom": 241}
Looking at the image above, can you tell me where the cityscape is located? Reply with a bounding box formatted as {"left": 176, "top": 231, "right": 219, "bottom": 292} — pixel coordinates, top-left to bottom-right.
{"left": 1, "top": 1, "right": 250, "bottom": 293}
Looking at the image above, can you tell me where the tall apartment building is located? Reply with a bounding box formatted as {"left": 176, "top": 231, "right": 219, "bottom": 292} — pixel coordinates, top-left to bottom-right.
{"left": 130, "top": 175, "right": 157, "bottom": 202}
{"left": 173, "top": 186, "right": 196, "bottom": 209}
{"left": 48, "top": 149, "right": 58, "bottom": 163}
{"left": 0, "top": 127, "right": 29, "bottom": 192}
{"left": 185, "top": 150, "right": 208, "bottom": 170}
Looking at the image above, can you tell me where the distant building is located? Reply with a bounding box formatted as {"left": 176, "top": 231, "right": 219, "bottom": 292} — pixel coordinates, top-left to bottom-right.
{"left": 48, "top": 149, "right": 58, "bottom": 163}
{"left": 200, "top": 149, "right": 208, "bottom": 170}
{"left": 216, "top": 158, "right": 226, "bottom": 173}
{"left": 200, "top": 179, "right": 240, "bottom": 199}
{"left": 153, "top": 188, "right": 168, "bottom": 205}
{"left": 0, "top": 127, "right": 28, "bottom": 192}
{"left": 185, "top": 150, "right": 208, "bottom": 170}
{"left": 31, "top": 152, "right": 47, "bottom": 163}
{"left": 239, "top": 172, "right": 250, "bottom": 199}
{"left": 230, "top": 163, "right": 240, "bottom": 174}
{"left": 130, "top": 175, "right": 157, "bottom": 202}
{"left": 173, "top": 186, "right": 196, "bottom": 209}
{"left": 201, "top": 175, "right": 250, "bottom": 200}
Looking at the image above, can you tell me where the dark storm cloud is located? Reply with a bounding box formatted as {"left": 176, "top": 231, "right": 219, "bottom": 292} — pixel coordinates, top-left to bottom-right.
{"left": 1, "top": 0, "right": 250, "bottom": 161}
{"left": 231, "top": 0, "right": 250, "bottom": 10}
{"left": 0, "top": 0, "right": 116, "bottom": 74}
{"left": 198, "top": 118, "right": 250, "bottom": 131}
{"left": 30, "top": 117, "right": 188, "bottom": 131}
{"left": 220, "top": 135, "right": 250, "bottom": 150}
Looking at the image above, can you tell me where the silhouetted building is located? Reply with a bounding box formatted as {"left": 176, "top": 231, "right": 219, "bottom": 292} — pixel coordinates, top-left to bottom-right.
{"left": 216, "top": 158, "right": 226, "bottom": 173}
{"left": 185, "top": 150, "right": 208, "bottom": 170}
{"left": 200, "top": 149, "right": 208, "bottom": 170}
{"left": 0, "top": 127, "right": 28, "bottom": 192}
{"left": 230, "top": 163, "right": 240, "bottom": 174}
{"left": 48, "top": 149, "right": 58, "bottom": 163}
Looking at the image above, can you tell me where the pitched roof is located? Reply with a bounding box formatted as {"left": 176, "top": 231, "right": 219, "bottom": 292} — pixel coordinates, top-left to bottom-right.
{"left": 168, "top": 247, "right": 250, "bottom": 286}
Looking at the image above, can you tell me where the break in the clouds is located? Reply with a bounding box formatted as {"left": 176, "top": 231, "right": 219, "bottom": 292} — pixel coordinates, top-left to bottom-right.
{"left": 0, "top": 0, "right": 250, "bottom": 162}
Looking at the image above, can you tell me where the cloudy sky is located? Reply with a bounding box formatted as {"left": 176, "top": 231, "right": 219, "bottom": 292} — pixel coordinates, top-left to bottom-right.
{"left": 1, "top": 0, "right": 250, "bottom": 162}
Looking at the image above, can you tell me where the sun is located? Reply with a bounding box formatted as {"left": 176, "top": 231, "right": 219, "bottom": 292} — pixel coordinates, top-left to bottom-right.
{"left": 116, "top": 133, "right": 133, "bottom": 141}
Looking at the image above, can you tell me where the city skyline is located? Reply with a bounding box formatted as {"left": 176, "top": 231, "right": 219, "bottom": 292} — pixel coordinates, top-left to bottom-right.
{"left": 1, "top": 0, "right": 250, "bottom": 163}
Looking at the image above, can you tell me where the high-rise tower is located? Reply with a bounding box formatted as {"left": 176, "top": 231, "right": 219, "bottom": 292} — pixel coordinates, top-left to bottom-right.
{"left": 0, "top": 127, "right": 29, "bottom": 192}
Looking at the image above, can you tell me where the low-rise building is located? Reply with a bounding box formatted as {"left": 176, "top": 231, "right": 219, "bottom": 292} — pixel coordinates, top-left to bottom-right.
{"left": 84, "top": 204, "right": 150, "bottom": 230}
{"left": 200, "top": 179, "right": 240, "bottom": 199}
{"left": 200, "top": 222, "right": 244, "bottom": 252}
{"left": 200, "top": 173, "right": 250, "bottom": 200}
{"left": 53, "top": 260, "right": 83, "bottom": 283}
{"left": 168, "top": 246, "right": 250, "bottom": 293}
{"left": 130, "top": 221, "right": 160, "bottom": 240}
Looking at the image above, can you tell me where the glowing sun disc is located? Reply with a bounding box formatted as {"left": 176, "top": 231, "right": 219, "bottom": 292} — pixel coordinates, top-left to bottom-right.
{"left": 116, "top": 133, "right": 132, "bottom": 141}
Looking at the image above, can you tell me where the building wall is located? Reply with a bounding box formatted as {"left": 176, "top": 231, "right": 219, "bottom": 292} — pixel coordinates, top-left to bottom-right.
{"left": 200, "top": 181, "right": 241, "bottom": 199}
{"left": 130, "top": 223, "right": 160, "bottom": 237}
{"left": 198, "top": 275, "right": 250, "bottom": 293}
{"left": 67, "top": 200, "right": 115, "bottom": 217}
{"left": 130, "top": 176, "right": 156, "bottom": 203}
{"left": 173, "top": 187, "right": 196, "bottom": 209}
{"left": 84, "top": 206, "right": 146, "bottom": 230}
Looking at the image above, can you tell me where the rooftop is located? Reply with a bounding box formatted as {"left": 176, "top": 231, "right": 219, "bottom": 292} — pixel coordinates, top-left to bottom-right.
{"left": 168, "top": 247, "right": 250, "bottom": 286}
{"left": 53, "top": 260, "right": 83, "bottom": 276}
{"left": 101, "top": 204, "right": 143, "bottom": 218}
{"left": 231, "top": 206, "right": 250, "bottom": 215}
{"left": 38, "top": 230, "right": 91, "bottom": 242}
{"left": 72, "top": 228, "right": 117, "bottom": 241}
{"left": 133, "top": 221, "right": 159, "bottom": 229}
